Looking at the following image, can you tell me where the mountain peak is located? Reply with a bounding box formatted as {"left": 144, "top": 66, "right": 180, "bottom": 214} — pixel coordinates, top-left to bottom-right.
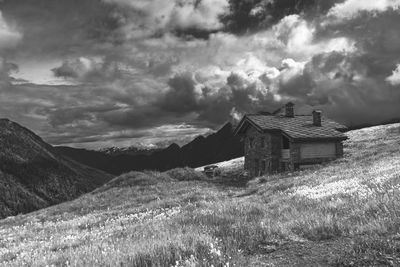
{"left": 167, "top": 143, "right": 180, "bottom": 150}
{"left": 221, "top": 121, "right": 233, "bottom": 129}
{"left": 215, "top": 122, "right": 234, "bottom": 137}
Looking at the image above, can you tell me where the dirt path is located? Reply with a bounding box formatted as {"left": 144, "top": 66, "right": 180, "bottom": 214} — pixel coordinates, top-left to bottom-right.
{"left": 249, "top": 238, "right": 355, "bottom": 267}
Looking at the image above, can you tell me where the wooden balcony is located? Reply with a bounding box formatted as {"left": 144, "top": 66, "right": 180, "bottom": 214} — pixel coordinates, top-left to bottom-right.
{"left": 281, "top": 149, "right": 290, "bottom": 160}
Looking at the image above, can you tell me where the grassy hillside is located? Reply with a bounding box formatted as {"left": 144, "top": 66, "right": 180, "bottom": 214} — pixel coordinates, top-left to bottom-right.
{"left": 1, "top": 123, "right": 400, "bottom": 266}
{"left": 0, "top": 119, "right": 113, "bottom": 219}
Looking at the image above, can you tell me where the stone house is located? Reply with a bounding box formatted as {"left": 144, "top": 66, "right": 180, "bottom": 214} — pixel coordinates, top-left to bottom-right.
{"left": 234, "top": 103, "right": 348, "bottom": 177}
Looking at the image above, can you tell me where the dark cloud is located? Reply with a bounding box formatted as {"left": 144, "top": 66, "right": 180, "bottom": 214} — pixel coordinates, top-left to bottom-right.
{"left": 100, "top": 0, "right": 230, "bottom": 41}
{"left": 51, "top": 61, "right": 80, "bottom": 79}
{"left": 319, "top": 10, "right": 400, "bottom": 55}
{"left": 1, "top": 0, "right": 400, "bottom": 148}
{"left": 275, "top": 51, "right": 400, "bottom": 125}
{"left": 160, "top": 72, "right": 202, "bottom": 113}
{"left": 173, "top": 27, "right": 220, "bottom": 40}
{"left": 99, "top": 106, "right": 187, "bottom": 129}
{"left": 1, "top": 0, "right": 122, "bottom": 58}
{"left": 156, "top": 71, "right": 281, "bottom": 127}
{"left": 221, "top": 0, "right": 342, "bottom": 34}
{"left": 154, "top": 47, "right": 400, "bottom": 128}
{"left": 0, "top": 60, "right": 18, "bottom": 78}
{"left": 51, "top": 57, "right": 125, "bottom": 82}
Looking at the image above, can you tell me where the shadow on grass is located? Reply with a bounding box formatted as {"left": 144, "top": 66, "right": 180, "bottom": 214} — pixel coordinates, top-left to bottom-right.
{"left": 333, "top": 235, "right": 400, "bottom": 266}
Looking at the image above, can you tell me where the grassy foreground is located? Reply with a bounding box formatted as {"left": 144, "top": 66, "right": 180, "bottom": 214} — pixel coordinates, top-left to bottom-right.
{"left": 1, "top": 124, "right": 400, "bottom": 266}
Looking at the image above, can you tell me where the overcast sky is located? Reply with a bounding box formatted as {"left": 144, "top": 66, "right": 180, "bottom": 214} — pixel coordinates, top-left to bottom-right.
{"left": 0, "top": 0, "right": 400, "bottom": 149}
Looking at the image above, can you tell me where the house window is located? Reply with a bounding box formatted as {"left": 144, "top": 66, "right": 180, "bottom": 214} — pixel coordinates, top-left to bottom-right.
{"left": 249, "top": 137, "right": 254, "bottom": 148}
{"left": 261, "top": 137, "right": 265, "bottom": 148}
{"left": 282, "top": 135, "right": 290, "bottom": 149}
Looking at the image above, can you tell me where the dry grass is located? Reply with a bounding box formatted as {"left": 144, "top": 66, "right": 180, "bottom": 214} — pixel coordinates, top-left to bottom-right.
{"left": 1, "top": 123, "right": 400, "bottom": 266}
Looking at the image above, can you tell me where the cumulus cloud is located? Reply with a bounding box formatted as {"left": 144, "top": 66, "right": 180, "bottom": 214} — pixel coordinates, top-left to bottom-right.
{"left": 52, "top": 57, "right": 99, "bottom": 79}
{"left": 51, "top": 56, "right": 157, "bottom": 87}
{"left": 274, "top": 15, "right": 355, "bottom": 58}
{"left": 386, "top": 64, "right": 400, "bottom": 85}
{"left": 169, "top": 0, "right": 229, "bottom": 30}
{"left": 2, "top": 0, "right": 400, "bottom": 148}
{"left": 154, "top": 59, "right": 285, "bottom": 126}
{"left": 277, "top": 51, "right": 400, "bottom": 125}
{"left": 51, "top": 57, "right": 118, "bottom": 81}
{"left": 154, "top": 47, "right": 400, "bottom": 128}
{"left": 0, "top": 59, "right": 18, "bottom": 78}
{"left": 45, "top": 6, "right": 397, "bottom": 140}
{"left": 328, "top": 0, "right": 400, "bottom": 20}
{"left": 103, "top": 0, "right": 229, "bottom": 39}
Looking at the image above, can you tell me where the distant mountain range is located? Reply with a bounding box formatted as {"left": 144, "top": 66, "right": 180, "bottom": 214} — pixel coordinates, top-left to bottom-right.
{"left": 55, "top": 122, "right": 244, "bottom": 175}
{"left": 0, "top": 119, "right": 113, "bottom": 219}
{"left": 54, "top": 116, "right": 400, "bottom": 176}
{"left": 99, "top": 146, "right": 163, "bottom": 156}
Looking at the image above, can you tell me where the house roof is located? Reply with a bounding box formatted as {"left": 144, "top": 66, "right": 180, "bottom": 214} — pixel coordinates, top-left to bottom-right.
{"left": 234, "top": 114, "right": 348, "bottom": 141}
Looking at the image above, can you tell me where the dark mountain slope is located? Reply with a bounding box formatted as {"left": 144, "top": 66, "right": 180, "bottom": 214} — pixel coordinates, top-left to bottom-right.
{"left": 56, "top": 122, "right": 244, "bottom": 174}
{"left": 0, "top": 119, "right": 113, "bottom": 219}
{"left": 55, "top": 146, "right": 120, "bottom": 174}
{"left": 180, "top": 122, "right": 243, "bottom": 167}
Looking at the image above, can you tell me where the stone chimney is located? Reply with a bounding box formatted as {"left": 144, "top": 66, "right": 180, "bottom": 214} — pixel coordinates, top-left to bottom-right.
{"left": 312, "top": 110, "right": 322, "bottom": 126}
{"left": 285, "top": 102, "right": 294, "bottom": 117}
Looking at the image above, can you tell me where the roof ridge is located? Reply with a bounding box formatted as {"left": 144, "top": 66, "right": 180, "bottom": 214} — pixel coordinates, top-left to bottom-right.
{"left": 240, "top": 115, "right": 347, "bottom": 140}
{"left": 248, "top": 114, "right": 312, "bottom": 117}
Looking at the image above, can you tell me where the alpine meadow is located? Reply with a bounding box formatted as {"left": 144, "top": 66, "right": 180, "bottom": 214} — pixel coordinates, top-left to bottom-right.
{"left": 1, "top": 123, "right": 400, "bottom": 266}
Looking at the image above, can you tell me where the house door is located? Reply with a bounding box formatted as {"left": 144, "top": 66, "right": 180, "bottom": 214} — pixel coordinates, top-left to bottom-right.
{"left": 261, "top": 160, "right": 266, "bottom": 175}
{"left": 261, "top": 159, "right": 271, "bottom": 174}
{"left": 266, "top": 159, "right": 271, "bottom": 173}
{"left": 254, "top": 159, "right": 259, "bottom": 176}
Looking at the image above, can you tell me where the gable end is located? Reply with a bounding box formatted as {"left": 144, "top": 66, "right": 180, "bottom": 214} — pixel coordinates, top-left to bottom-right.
{"left": 234, "top": 116, "right": 263, "bottom": 136}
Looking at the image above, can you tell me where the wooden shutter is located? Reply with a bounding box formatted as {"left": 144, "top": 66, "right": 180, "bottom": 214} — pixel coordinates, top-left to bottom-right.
{"left": 300, "top": 143, "right": 336, "bottom": 159}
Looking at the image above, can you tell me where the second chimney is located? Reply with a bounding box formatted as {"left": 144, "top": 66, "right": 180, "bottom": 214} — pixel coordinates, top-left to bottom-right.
{"left": 285, "top": 102, "right": 295, "bottom": 117}
{"left": 312, "top": 110, "right": 322, "bottom": 126}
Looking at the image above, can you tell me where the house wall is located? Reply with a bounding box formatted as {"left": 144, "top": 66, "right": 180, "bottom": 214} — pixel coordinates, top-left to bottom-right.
{"left": 270, "top": 133, "right": 282, "bottom": 172}
{"left": 243, "top": 127, "right": 282, "bottom": 176}
{"left": 270, "top": 139, "right": 345, "bottom": 172}
{"left": 336, "top": 142, "right": 344, "bottom": 158}
{"left": 243, "top": 125, "right": 345, "bottom": 177}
